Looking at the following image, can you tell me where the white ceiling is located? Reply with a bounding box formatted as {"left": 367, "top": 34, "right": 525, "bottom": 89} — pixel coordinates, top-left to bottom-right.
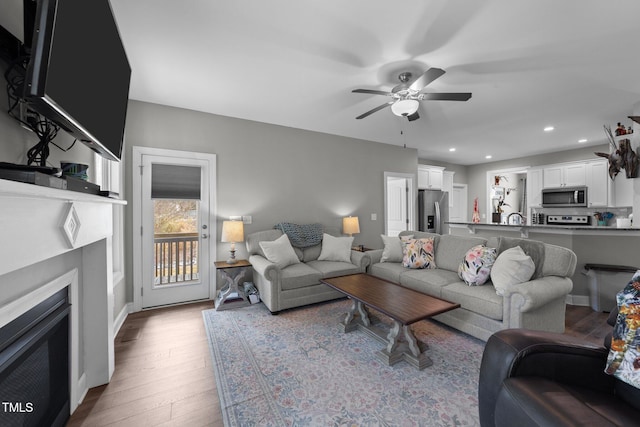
{"left": 110, "top": 0, "right": 640, "bottom": 166}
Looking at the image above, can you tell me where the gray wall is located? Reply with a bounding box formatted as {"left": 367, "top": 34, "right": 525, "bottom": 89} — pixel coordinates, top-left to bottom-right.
{"left": 123, "top": 100, "right": 418, "bottom": 301}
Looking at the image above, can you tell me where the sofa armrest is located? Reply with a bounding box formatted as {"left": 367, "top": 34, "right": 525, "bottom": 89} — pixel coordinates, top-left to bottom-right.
{"left": 248, "top": 254, "right": 280, "bottom": 283}
{"left": 479, "top": 328, "right": 613, "bottom": 427}
{"left": 501, "top": 276, "right": 573, "bottom": 312}
{"left": 350, "top": 250, "right": 371, "bottom": 271}
{"left": 367, "top": 249, "right": 383, "bottom": 266}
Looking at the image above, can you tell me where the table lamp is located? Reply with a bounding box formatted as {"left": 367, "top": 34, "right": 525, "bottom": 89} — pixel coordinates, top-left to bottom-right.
{"left": 221, "top": 220, "right": 244, "bottom": 264}
{"left": 343, "top": 216, "right": 360, "bottom": 237}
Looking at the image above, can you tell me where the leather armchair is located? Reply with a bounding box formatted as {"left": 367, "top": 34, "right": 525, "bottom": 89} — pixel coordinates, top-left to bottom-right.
{"left": 479, "top": 308, "right": 640, "bottom": 426}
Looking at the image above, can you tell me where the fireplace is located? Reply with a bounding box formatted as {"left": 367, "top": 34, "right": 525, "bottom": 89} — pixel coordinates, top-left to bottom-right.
{"left": 0, "top": 178, "right": 125, "bottom": 417}
{"left": 0, "top": 288, "right": 70, "bottom": 427}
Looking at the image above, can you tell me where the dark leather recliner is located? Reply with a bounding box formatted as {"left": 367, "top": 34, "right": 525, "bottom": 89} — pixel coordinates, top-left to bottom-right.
{"left": 479, "top": 307, "right": 640, "bottom": 426}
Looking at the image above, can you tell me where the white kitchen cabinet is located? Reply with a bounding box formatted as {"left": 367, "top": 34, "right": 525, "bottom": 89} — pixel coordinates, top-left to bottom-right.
{"left": 418, "top": 165, "right": 444, "bottom": 190}
{"left": 543, "top": 162, "right": 586, "bottom": 188}
{"left": 526, "top": 168, "right": 543, "bottom": 208}
{"left": 613, "top": 174, "right": 634, "bottom": 207}
{"left": 443, "top": 171, "right": 455, "bottom": 207}
{"left": 585, "top": 160, "right": 610, "bottom": 207}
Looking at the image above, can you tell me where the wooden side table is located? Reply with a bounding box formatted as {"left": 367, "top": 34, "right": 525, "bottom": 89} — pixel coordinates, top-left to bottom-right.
{"left": 214, "top": 259, "right": 252, "bottom": 311}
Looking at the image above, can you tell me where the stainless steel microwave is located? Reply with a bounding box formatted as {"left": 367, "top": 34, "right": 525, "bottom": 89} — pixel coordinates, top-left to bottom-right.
{"left": 541, "top": 186, "right": 588, "bottom": 207}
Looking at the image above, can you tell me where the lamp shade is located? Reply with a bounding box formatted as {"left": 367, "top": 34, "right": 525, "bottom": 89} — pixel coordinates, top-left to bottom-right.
{"left": 391, "top": 99, "right": 419, "bottom": 117}
{"left": 343, "top": 216, "right": 360, "bottom": 236}
{"left": 221, "top": 220, "right": 244, "bottom": 243}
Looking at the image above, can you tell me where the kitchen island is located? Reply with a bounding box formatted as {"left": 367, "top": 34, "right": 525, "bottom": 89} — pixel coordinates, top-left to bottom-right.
{"left": 447, "top": 222, "right": 640, "bottom": 307}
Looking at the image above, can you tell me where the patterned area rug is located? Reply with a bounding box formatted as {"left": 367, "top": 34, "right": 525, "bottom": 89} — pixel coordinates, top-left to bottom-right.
{"left": 202, "top": 299, "right": 484, "bottom": 426}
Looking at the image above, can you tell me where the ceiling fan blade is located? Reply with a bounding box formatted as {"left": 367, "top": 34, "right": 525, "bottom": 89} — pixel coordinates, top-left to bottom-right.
{"left": 356, "top": 101, "right": 394, "bottom": 119}
{"left": 409, "top": 67, "right": 445, "bottom": 91}
{"left": 420, "top": 92, "right": 472, "bottom": 101}
{"left": 407, "top": 111, "right": 420, "bottom": 122}
{"left": 352, "top": 89, "right": 394, "bottom": 96}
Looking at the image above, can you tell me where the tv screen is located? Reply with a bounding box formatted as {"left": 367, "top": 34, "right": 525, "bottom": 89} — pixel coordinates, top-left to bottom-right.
{"left": 24, "top": 0, "right": 131, "bottom": 162}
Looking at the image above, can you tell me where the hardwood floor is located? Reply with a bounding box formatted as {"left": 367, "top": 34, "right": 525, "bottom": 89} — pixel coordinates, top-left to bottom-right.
{"left": 66, "top": 302, "right": 610, "bottom": 426}
{"left": 66, "top": 301, "right": 222, "bottom": 427}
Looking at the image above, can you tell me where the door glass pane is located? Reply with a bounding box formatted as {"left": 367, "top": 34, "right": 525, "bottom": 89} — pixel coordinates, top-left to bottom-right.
{"left": 153, "top": 199, "right": 200, "bottom": 286}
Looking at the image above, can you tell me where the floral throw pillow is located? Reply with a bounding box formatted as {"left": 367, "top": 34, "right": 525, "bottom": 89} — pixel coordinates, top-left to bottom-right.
{"left": 458, "top": 245, "right": 497, "bottom": 286}
{"left": 605, "top": 270, "right": 640, "bottom": 389}
{"left": 402, "top": 238, "right": 436, "bottom": 269}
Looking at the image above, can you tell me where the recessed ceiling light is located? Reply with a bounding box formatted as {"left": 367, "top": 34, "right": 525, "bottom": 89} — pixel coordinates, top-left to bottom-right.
{"left": 578, "top": 139, "right": 588, "bottom": 143}
{"left": 449, "top": 148, "right": 456, "bottom": 152}
{"left": 485, "top": 155, "right": 492, "bottom": 159}
{"left": 544, "top": 126, "right": 554, "bottom": 132}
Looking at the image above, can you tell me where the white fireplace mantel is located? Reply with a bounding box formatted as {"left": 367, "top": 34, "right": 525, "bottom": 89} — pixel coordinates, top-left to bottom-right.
{"left": 0, "top": 178, "right": 126, "bottom": 410}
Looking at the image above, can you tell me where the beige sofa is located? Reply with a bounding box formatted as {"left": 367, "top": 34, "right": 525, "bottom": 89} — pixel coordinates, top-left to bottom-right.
{"left": 368, "top": 231, "right": 577, "bottom": 341}
{"left": 246, "top": 229, "right": 370, "bottom": 313}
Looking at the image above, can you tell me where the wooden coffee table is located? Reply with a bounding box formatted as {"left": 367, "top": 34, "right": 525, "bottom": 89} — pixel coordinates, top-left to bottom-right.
{"left": 321, "top": 273, "right": 460, "bottom": 370}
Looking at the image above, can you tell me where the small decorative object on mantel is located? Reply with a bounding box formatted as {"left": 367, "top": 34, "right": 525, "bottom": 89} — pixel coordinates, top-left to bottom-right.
{"left": 595, "top": 125, "right": 639, "bottom": 180}
{"left": 472, "top": 197, "right": 481, "bottom": 223}
{"left": 493, "top": 175, "right": 507, "bottom": 186}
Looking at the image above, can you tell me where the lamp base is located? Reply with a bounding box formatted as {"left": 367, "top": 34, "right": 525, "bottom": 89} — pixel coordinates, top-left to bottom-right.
{"left": 227, "top": 249, "right": 237, "bottom": 264}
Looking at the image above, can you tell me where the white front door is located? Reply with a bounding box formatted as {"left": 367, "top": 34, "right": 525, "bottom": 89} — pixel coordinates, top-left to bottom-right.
{"left": 133, "top": 147, "right": 216, "bottom": 309}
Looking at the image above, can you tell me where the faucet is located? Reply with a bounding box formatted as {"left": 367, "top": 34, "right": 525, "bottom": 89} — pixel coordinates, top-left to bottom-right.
{"left": 507, "top": 212, "right": 524, "bottom": 225}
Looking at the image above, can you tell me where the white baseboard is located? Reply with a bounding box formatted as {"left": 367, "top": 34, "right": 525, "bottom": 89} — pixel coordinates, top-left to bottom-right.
{"left": 72, "top": 373, "right": 87, "bottom": 414}
{"left": 566, "top": 294, "right": 591, "bottom": 307}
{"left": 114, "top": 303, "right": 132, "bottom": 337}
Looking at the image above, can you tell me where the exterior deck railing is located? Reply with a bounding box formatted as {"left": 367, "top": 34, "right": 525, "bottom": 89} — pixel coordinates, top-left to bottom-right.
{"left": 154, "top": 232, "right": 199, "bottom": 284}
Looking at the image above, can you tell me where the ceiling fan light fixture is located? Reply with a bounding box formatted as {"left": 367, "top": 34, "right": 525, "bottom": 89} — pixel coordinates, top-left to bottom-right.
{"left": 391, "top": 99, "right": 419, "bottom": 117}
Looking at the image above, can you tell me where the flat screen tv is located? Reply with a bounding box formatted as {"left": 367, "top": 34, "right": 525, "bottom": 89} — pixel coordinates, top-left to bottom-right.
{"left": 24, "top": 0, "right": 131, "bottom": 162}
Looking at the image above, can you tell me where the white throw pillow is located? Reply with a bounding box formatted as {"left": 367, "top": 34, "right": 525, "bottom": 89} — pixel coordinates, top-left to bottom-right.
{"left": 318, "top": 233, "right": 353, "bottom": 263}
{"left": 491, "top": 246, "right": 536, "bottom": 296}
{"left": 259, "top": 234, "right": 300, "bottom": 269}
{"left": 380, "top": 234, "right": 413, "bottom": 263}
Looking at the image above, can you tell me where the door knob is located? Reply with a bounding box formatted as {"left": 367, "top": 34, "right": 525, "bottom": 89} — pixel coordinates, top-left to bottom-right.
{"left": 202, "top": 234, "right": 208, "bottom": 239}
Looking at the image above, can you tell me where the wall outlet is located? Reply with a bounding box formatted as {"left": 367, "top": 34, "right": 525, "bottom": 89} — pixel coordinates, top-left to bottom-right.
{"left": 371, "top": 213, "right": 377, "bottom": 221}
{"left": 242, "top": 215, "right": 252, "bottom": 224}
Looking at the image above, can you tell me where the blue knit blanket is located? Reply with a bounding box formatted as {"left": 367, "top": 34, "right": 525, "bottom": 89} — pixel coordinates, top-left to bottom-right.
{"left": 274, "top": 223, "right": 323, "bottom": 248}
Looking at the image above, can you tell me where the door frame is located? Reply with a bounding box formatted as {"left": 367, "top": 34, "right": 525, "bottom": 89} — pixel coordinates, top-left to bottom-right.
{"left": 132, "top": 146, "right": 217, "bottom": 311}
{"left": 383, "top": 171, "right": 416, "bottom": 235}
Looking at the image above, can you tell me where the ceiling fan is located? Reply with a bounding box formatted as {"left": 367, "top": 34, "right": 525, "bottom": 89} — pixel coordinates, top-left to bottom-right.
{"left": 352, "top": 67, "right": 472, "bottom": 121}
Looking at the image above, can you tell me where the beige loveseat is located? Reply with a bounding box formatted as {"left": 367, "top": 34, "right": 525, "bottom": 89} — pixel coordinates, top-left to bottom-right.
{"left": 368, "top": 231, "right": 577, "bottom": 341}
{"left": 246, "top": 229, "right": 370, "bottom": 313}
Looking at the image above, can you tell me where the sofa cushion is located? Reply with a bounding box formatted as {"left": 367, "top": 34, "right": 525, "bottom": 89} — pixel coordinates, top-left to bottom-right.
{"left": 441, "top": 281, "right": 503, "bottom": 320}
{"left": 246, "top": 229, "right": 283, "bottom": 257}
{"left": 301, "top": 244, "right": 322, "bottom": 262}
{"left": 380, "top": 234, "right": 413, "bottom": 263}
{"left": 402, "top": 238, "right": 436, "bottom": 269}
{"left": 458, "top": 244, "right": 498, "bottom": 286}
{"left": 318, "top": 233, "right": 353, "bottom": 263}
{"left": 259, "top": 234, "right": 300, "bottom": 269}
{"left": 498, "top": 237, "right": 545, "bottom": 280}
{"left": 435, "top": 235, "right": 488, "bottom": 272}
{"left": 279, "top": 263, "right": 323, "bottom": 291}
{"left": 370, "top": 262, "right": 410, "bottom": 284}
{"left": 306, "top": 260, "right": 361, "bottom": 278}
{"left": 400, "top": 268, "right": 461, "bottom": 298}
{"left": 491, "top": 246, "right": 535, "bottom": 296}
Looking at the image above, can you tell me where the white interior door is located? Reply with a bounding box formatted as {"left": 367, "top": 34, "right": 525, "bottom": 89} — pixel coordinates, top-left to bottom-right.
{"left": 385, "top": 173, "right": 414, "bottom": 236}
{"left": 133, "top": 147, "right": 216, "bottom": 309}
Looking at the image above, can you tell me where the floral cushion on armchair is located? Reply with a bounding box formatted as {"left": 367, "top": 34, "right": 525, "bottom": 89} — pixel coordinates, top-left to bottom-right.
{"left": 458, "top": 245, "right": 497, "bottom": 286}
{"left": 402, "top": 238, "right": 436, "bottom": 269}
{"left": 605, "top": 270, "right": 640, "bottom": 389}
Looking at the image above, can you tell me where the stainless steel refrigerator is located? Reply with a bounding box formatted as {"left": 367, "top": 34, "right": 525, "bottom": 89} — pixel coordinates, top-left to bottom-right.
{"left": 418, "top": 189, "right": 449, "bottom": 234}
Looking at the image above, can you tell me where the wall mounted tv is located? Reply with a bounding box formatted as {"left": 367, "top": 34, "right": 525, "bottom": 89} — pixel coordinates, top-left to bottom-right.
{"left": 24, "top": 0, "right": 131, "bottom": 162}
